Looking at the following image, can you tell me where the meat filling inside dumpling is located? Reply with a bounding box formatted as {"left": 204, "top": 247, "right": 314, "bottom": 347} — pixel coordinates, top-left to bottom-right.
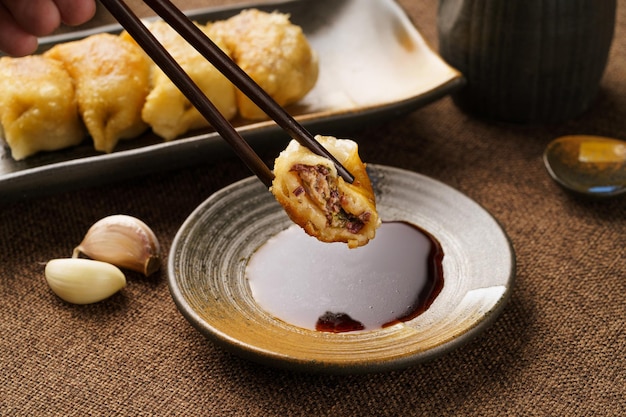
{"left": 271, "top": 135, "right": 380, "bottom": 248}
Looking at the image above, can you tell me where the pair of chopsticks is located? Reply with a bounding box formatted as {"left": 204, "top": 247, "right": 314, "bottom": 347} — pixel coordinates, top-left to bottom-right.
{"left": 98, "top": 0, "right": 354, "bottom": 187}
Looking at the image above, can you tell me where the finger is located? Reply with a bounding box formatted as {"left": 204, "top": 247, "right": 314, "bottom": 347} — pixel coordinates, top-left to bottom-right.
{"left": 0, "top": 4, "right": 39, "bottom": 56}
{"left": 53, "top": 0, "right": 96, "bottom": 26}
{"left": 2, "top": 0, "right": 62, "bottom": 36}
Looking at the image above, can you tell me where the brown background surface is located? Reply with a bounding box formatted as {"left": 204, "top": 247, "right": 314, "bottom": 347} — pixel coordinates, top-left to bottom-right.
{"left": 1, "top": 0, "right": 625, "bottom": 415}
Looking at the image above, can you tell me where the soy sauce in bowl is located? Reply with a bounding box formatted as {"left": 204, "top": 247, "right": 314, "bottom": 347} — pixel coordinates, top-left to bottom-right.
{"left": 246, "top": 221, "right": 444, "bottom": 333}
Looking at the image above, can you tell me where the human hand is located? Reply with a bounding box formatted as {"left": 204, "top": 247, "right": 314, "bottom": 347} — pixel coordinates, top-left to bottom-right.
{"left": 0, "top": 0, "right": 96, "bottom": 56}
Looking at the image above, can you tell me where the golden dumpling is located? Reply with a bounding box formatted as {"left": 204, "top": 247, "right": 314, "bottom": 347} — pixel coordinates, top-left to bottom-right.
{"left": 122, "top": 20, "right": 237, "bottom": 141}
{"left": 271, "top": 135, "right": 380, "bottom": 248}
{"left": 0, "top": 56, "right": 85, "bottom": 160}
{"left": 46, "top": 33, "right": 151, "bottom": 153}
{"left": 212, "top": 9, "right": 318, "bottom": 120}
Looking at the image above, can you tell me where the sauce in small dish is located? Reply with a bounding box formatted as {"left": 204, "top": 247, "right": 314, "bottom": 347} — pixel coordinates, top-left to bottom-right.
{"left": 246, "top": 221, "right": 443, "bottom": 333}
{"left": 543, "top": 135, "right": 626, "bottom": 197}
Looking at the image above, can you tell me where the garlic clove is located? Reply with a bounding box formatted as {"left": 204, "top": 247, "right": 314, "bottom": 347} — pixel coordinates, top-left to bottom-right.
{"left": 45, "top": 258, "right": 126, "bottom": 305}
{"left": 73, "top": 214, "right": 160, "bottom": 276}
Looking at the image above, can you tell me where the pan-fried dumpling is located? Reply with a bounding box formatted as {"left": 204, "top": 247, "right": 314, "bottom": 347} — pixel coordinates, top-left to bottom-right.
{"left": 271, "top": 135, "right": 380, "bottom": 248}
{"left": 45, "top": 33, "right": 151, "bottom": 153}
{"left": 0, "top": 56, "right": 85, "bottom": 160}
{"left": 122, "top": 20, "right": 237, "bottom": 140}
{"left": 211, "top": 9, "right": 318, "bottom": 120}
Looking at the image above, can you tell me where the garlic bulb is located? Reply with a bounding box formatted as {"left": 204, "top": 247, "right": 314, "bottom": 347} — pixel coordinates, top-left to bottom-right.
{"left": 45, "top": 258, "right": 126, "bottom": 304}
{"left": 73, "top": 215, "right": 160, "bottom": 276}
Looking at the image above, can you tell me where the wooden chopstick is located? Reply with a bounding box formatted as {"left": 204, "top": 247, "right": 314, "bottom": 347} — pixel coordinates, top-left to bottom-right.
{"left": 99, "top": 0, "right": 355, "bottom": 185}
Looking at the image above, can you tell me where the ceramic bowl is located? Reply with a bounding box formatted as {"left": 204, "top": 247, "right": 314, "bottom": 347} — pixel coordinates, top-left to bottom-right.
{"left": 167, "top": 165, "right": 515, "bottom": 374}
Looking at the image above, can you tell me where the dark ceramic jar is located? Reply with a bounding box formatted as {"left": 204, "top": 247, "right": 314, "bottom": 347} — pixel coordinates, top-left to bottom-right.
{"left": 438, "top": 0, "right": 616, "bottom": 124}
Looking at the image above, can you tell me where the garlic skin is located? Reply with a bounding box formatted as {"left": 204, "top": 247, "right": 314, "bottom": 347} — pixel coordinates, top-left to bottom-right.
{"left": 73, "top": 215, "right": 160, "bottom": 276}
{"left": 45, "top": 258, "right": 126, "bottom": 305}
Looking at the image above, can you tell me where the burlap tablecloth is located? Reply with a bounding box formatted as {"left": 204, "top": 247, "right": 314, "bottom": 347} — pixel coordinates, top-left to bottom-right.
{"left": 1, "top": 0, "right": 625, "bottom": 415}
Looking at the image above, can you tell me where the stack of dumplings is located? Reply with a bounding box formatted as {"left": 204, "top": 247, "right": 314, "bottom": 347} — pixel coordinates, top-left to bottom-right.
{"left": 0, "top": 9, "right": 318, "bottom": 160}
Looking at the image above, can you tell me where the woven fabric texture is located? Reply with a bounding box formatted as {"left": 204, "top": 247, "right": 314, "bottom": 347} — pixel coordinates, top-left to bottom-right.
{"left": 1, "top": 0, "right": 625, "bottom": 415}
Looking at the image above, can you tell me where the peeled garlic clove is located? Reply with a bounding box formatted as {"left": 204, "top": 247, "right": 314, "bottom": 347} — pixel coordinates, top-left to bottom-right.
{"left": 45, "top": 258, "right": 126, "bottom": 305}
{"left": 73, "top": 214, "right": 160, "bottom": 276}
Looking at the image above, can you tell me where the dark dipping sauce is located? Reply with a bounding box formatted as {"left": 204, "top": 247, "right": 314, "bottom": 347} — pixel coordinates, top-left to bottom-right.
{"left": 247, "top": 221, "right": 445, "bottom": 334}
{"left": 315, "top": 222, "right": 444, "bottom": 333}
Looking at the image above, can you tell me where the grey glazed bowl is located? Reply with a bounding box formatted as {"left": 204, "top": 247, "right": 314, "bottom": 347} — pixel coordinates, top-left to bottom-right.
{"left": 167, "top": 165, "right": 516, "bottom": 374}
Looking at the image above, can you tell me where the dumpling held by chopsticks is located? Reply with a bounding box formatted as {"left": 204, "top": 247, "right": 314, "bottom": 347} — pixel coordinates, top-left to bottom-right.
{"left": 271, "top": 136, "right": 380, "bottom": 248}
